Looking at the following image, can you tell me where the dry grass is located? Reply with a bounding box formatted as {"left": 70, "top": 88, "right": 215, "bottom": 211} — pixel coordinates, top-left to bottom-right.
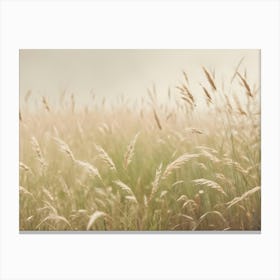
{"left": 19, "top": 65, "right": 260, "bottom": 231}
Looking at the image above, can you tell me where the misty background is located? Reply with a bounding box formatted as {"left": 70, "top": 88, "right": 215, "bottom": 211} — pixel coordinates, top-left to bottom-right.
{"left": 19, "top": 49, "right": 260, "bottom": 109}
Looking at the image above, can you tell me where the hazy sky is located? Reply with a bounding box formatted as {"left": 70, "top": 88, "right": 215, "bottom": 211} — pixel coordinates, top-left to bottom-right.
{"left": 20, "top": 49, "right": 260, "bottom": 107}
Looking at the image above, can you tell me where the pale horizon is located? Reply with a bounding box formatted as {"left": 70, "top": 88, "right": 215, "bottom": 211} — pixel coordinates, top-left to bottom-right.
{"left": 20, "top": 49, "right": 260, "bottom": 109}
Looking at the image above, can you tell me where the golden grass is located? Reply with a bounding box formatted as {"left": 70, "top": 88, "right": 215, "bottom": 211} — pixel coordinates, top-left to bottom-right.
{"left": 19, "top": 65, "right": 260, "bottom": 231}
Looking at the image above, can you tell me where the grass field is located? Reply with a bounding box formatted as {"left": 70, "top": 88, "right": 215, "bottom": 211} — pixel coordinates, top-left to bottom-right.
{"left": 19, "top": 66, "right": 261, "bottom": 231}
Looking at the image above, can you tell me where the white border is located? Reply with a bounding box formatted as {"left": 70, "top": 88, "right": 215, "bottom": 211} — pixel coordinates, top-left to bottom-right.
{"left": 1, "top": 1, "right": 279, "bottom": 280}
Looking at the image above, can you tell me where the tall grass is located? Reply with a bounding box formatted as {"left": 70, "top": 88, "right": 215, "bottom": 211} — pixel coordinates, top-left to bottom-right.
{"left": 19, "top": 66, "right": 260, "bottom": 231}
